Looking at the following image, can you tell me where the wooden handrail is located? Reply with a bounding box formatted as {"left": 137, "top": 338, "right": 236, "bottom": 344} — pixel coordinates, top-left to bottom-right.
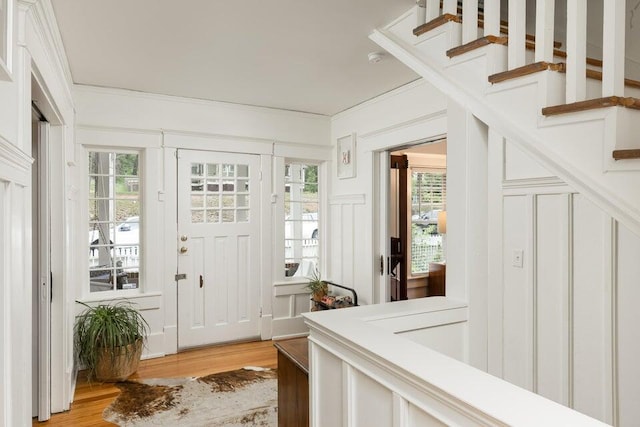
{"left": 613, "top": 149, "right": 640, "bottom": 160}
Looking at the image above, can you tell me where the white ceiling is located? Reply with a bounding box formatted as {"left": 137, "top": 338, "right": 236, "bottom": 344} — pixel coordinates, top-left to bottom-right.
{"left": 51, "top": 0, "right": 419, "bottom": 116}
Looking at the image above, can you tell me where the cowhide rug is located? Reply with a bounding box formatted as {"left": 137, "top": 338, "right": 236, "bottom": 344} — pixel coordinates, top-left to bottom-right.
{"left": 103, "top": 367, "right": 277, "bottom": 426}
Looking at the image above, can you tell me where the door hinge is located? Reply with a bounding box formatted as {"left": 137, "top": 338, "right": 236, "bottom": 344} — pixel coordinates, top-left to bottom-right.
{"left": 259, "top": 171, "right": 263, "bottom": 181}
{"left": 175, "top": 273, "right": 186, "bottom": 281}
{"left": 260, "top": 307, "right": 263, "bottom": 317}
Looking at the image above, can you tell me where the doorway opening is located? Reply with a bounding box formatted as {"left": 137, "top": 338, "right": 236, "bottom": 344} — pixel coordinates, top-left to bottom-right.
{"left": 389, "top": 139, "right": 447, "bottom": 300}
{"left": 31, "top": 101, "right": 51, "bottom": 421}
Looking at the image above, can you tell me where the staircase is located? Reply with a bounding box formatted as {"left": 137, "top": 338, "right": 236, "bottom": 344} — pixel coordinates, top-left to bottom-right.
{"left": 371, "top": 0, "right": 640, "bottom": 235}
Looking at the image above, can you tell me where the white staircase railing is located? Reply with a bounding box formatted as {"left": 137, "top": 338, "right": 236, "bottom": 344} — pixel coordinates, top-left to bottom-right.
{"left": 377, "top": 2, "right": 640, "bottom": 236}
{"left": 415, "top": 0, "right": 629, "bottom": 102}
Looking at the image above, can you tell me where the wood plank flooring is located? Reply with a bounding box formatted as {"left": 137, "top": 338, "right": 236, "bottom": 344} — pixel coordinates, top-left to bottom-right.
{"left": 34, "top": 340, "right": 278, "bottom": 426}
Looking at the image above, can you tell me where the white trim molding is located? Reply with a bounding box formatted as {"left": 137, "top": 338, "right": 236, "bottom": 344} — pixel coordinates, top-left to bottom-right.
{"left": 0, "top": 133, "right": 33, "bottom": 184}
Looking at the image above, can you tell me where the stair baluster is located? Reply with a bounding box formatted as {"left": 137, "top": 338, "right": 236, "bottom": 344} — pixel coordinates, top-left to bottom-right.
{"left": 602, "top": 0, "right": 626, "bottom": 97}
{"left": 426, "top": 0, "right": 440, "bottom": 22}
{"left": 483, "top": 0, "right": 501, "bottom": 37}
{"left": 535, "top": 0, "right": 556, "bottom": 63}
{"left": 462, "top": 0, "right": 478, "bottom": 43}
{"left": 443, "top": 0, "right": 457, "bottom": 15}
{"left": 416, "top": 0, "right": 427, "bottom": 27}
{"left": 508, "top": 0, "right": 527, "bottom": 69}
{"left": 566, "top": 0, "right": 587, "bottom": 103}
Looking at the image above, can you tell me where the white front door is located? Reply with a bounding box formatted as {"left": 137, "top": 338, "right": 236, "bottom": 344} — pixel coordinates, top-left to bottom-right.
{"left": 177, "top": 150, "right": 261, "bottom": 349}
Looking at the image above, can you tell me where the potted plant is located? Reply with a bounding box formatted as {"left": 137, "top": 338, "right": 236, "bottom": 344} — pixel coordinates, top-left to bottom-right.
{"left": 306, "top": 269, "right": 328, "bottom": 302}
{"left": 74, "top": 300, "right": 149, "bottom": 382}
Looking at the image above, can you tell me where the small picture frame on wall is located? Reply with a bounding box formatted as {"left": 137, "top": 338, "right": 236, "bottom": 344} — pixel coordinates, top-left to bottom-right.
{"left": 337, "top": 133, "right": 356, "bottom": 179}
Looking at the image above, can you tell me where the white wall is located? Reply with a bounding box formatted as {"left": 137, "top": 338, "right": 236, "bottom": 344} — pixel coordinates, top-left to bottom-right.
{"left": 72, "top": 85, "right": 332, "bottom": 354}
{"left": 329, "top": 73, "right": 640, "bottom": 424}
{"left": 0, "top": 0, "right": 76, "bottom": 424}
{"left": 329, "top": 79, "right": 448, "bottom": 305}
{"left": 486, "top": 135, "right": 640, "bottom": 425}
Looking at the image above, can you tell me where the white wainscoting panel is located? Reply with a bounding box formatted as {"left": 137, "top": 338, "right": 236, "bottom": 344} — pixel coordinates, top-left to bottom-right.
{"left": 328, "top": 194, "right": 367, "bottom": 302}
{"left": 535, "top": 193, "right": 570, "bottom": 405}
{"left": 615, "top": 222, "right": 640, "bottom": 426}
{"left": 0, "top": 132, "right": 33, "bottom": 425}
{"left": 494, "top": 135, "right": 640, "bottom": 424}
{"left": 310, "top": 345, "right": 344, "bottom": 427}
{"left": 353, "top": 369, "right": 394, "bottom": 427}
{"left": 0, "top": 181, "right": 5, "bottom": 426}
{"left": 409, "top": 402, "right": 448, "bottom": 427}
{"left": 571, "top": 194, "right": 611, "bottom": 422}
{"left": 271, "top": 281, "right": 311, "bottom": 339}
{"left": 502, "top": 195, "right": 534, "bottom": 391}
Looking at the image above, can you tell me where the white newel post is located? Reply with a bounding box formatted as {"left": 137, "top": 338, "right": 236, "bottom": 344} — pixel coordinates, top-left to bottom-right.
{"left": 443, "top": 0, "right": 457, "bottom": 15}
{"left": 508, "top": 0, "right": 527, "bottom": 69}
{"left": 483, "top": 0, "right": 501, "bottom": 37}
{"left": 462, "top": 0, "right": 478, "bottom": 43}
{"left": 566, "top": 0, "right": 587, "bottom": 103}
{"left": 602, "top": 0, "right": 626, "bottom": 97}
{"left": 426, "top": 0, "right": 439, "bottom": 22}
{"left": 535, "top": 0, "right": 556, "bottom": 63}
{"left": 416, "top": 1, "right": 426, "bottom": 27}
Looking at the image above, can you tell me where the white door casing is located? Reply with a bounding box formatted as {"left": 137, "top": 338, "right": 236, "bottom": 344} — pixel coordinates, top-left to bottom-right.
{"left": 32, "top": 121, "right": 51, "bottom": 421}
{"left": 177, "top": 150, "right": 261, "bottom": 348}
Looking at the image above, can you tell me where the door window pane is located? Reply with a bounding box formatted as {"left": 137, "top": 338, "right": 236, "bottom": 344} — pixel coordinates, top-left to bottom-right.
{"left": 190, "top": 161, "right": 251, "bottom": 224}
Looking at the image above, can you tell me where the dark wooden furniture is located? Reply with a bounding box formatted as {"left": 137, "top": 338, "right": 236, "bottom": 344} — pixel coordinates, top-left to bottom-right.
{"left": 428, "top": 262, "right": 446, "bottom": 296}
{"left": 274, "top": 337, "right": 309, "bottom": 427}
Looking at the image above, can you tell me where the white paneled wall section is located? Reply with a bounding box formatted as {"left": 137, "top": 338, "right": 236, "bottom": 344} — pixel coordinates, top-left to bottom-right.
{"left": 490, "top": 138, "right": 639, "bottom": 424}
{"left": 0, "top": 136, "right": 33, "bottom": 426}
{"left": 327, "top": 194, "right": 366, "bottom": 300}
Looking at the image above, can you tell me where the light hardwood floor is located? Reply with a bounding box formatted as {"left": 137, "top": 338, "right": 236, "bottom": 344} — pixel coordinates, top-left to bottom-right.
{"left": 33, "top": 340, "right": 278, "bottom": 426}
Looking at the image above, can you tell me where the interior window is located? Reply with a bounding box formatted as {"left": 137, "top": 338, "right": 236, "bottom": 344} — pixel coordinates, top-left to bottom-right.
{"left": 284, "top": 162, "right": 319, "bottom": 279}
{"left": 410, "top": 169, "right": 445, "bottom": 275}
{"left": 88, "top": 151, "right": 141, "bottom": 292}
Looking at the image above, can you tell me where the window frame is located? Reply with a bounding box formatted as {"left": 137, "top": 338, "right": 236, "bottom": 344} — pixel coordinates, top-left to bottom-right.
{"left": 283, "top": 160, "right": 321, "bottom": 281}
{"left": 408, "top": 166, "right": 446, "bottom": 277}
{"left": 83, "top": 147, "right": 144, "bottom": 297}
{"left": 272, "top": 157, "right": 325, "bottom": 283}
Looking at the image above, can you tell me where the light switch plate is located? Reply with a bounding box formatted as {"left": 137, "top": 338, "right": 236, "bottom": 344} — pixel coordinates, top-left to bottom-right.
{"left": 512, "top": 249, "right": 524, "bottom": 268}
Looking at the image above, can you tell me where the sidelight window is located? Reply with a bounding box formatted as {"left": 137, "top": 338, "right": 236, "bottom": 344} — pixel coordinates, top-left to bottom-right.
{"left": 284, "top": 162, "right": 319, "bottom": 278}
{"left": 88, "top": 151, "right": 141, "bottom": 292}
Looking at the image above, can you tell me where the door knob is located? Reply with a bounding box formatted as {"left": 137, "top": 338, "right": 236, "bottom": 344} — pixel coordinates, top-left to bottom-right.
{"left": 180, "top": 246, "right": 188, "bottom": 254}
{"left": 180, "top": 235, "right": 188, "bottom": 242}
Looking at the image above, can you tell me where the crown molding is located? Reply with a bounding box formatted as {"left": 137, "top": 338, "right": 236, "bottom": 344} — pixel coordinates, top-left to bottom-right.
{"left": 19, "top": 0, "right": 74, "bottom": 114}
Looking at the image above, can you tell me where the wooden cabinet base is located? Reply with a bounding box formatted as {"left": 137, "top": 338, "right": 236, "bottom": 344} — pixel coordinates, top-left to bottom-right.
{"left": 274, "top": 337, "right": 309, "bottom": 427}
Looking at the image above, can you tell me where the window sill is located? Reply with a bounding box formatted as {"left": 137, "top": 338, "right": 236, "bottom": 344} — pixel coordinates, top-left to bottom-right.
{"left": 274, "top": 279, "right": 309, "bottom": 287}
{"left": 78, "top": 290, "right": 162, "bottom": 304}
